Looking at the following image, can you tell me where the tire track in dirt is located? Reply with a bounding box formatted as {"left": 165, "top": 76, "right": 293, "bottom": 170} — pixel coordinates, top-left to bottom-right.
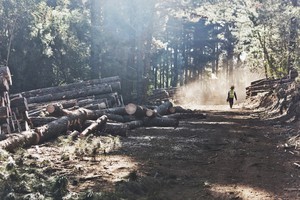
{"left": 120, "top": 107, "right": 300, "bottom": 199}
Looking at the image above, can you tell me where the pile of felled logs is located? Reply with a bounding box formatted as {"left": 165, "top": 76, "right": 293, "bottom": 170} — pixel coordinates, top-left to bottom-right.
{"left": 246, "top": 68, "right": 298, "bottom": 98}
{"left": 246, "top": 77, "right": 294, "bottom": 98}
{"left": 13, "top": 76, "right": 123, "bottom": 117}
{"left": 147, "top": 87, "right": 179, "bottom": 104}
{"left": 0, "top": 99, "right": 206, "bottom": 152}
{"left": 0, "top": 66, "right": 30, "bottom": 134}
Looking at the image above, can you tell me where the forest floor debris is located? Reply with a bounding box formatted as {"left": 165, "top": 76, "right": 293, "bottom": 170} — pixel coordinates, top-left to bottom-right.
{"left": 0, "top": 104, "right": 299, "bottom": 199}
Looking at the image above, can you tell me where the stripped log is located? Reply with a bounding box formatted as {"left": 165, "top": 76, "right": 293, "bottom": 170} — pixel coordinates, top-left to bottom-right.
{"left": 80, "top": 115, "right": 107, "bottom": 137}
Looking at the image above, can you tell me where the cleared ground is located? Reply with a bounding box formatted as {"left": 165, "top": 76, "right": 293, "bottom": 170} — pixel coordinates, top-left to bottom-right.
{"left": 8, "top": 104, "right": 299, "bottom": 200}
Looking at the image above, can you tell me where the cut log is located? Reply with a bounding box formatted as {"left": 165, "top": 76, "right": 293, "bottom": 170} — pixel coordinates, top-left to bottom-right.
{"left": 46, "top": 104, "right": 72, "bottom": 117}
{"left": 0, "top": 106, "right": 9, "bottom": 119}
{"left": 154, "top": 101, "right": 173, "bottom": 116}
{"left": 145, "top": 108, "right": 155, "bottom": 117}
{"left": 80, "top": 115, "right": 107, "bottom": 137}
{"left": 172, "top": 106, "right": 194, "bottom": 113}
{"left": 125, "top": 120, "right": 144, "bottom": 129}
{"left": 35, "top": 108, "right": 96, "bottom": 143}
{"left": 143, "top": 117, "right": 179, "bottom": 127}
{"left": 83, "top": 102, "right": 107, "bottom": 110}
{"left": 101, "top": 122, "right": 128, "bottom": 137}
{"left": 20, "top": 76, "right": 121, "bottom": 98}
{"left": 125, "top": 103, "right": 148, "bottom": 118}
{"left": 26, "top": 84, "right": 113, "bottom": 104}
{"left": 68, "top": 130, "right": 80, "bottom": 140}
{"left": 30, "top": 117, "right": 57, "bottom": 127}
{"left": 0, "top": 131, "right": 39, "bottom": 152}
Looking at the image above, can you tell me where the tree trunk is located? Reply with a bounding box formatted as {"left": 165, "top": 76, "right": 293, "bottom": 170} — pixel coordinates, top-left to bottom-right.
{"left": 90, "top": 0, "right": 103, "bottom": 78}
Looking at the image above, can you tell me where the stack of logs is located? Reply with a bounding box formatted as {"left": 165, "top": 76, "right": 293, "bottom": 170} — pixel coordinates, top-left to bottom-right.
{"left": 147, "top": 87, "right": 179, "bottom": 104}
{"left": 0, "top": 75, "right": 206, "bottom": 152}
{"left": 246, "top": 77, "right": 295, "bottom": 98}
{"left": 15, "top": 76, "right": 123, "bottom": 117}
{"left": 0, "top": 99, "right": 206, "bottom": 152}
{"left": 0, "top": 66, "right": 30, "bottom": 134}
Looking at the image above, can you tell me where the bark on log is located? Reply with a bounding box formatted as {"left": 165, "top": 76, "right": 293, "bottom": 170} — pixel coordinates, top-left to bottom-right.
{"left": 101, "top": 122, "right": 128, "bottom": 137}
{"left": 105, "top": 113, "right": 136, "bottom": 123}
{"left": 46, "top": 104, "right": 72, "bottom": 117}
{"left": 172, "top": 106, "right": 194, "bottom": 113}
{"left": 162, "top": 113, "right": 206, "bottom": 120}
{"left": 0, "top": 131, "right": 39, "bottom": 152}
{"left": 154, "top": 101, "right": 173, "bottom": 116}
{"left": 80, "top": 115, "right": 107, "bottom": 137}
{"left": 20, "top": 76, "right": 120, "bottom": 98}
{"left": 125, "top": 120, "right": 144, "bottom": 130}
{"left": 143, "top": 117, "right": 179, "bottom": 127}
{"left": 125, "top": 103, "right": 148, "bottom": 118}
{"left": 26, "top": 84, "right": 113, "bottom": 104}
{"left": 30, "top": 117, "right": 57, "bottom": 127}
{"left": 83, "top": 120, "right": 128, "bottom": 137}
{"left": 83, "top": 102, "right": 107, "bottom": 110}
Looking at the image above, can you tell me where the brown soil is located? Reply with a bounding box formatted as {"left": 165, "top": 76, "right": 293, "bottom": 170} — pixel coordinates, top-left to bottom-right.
{"left": 3, "top": 104, "right": 300, "bottom": 200}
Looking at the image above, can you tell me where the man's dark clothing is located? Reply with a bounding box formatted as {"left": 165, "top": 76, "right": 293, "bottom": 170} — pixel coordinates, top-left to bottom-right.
{"left": 227, "top": 89, "right": 237, "bottom": 108}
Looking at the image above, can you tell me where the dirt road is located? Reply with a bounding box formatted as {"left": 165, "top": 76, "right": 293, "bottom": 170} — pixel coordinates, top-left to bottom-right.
{"left": 15, "top": 105, "right": 300, "bottom": 200}
{"left": 115, "top": 105, "right": 300, "bottom": 200}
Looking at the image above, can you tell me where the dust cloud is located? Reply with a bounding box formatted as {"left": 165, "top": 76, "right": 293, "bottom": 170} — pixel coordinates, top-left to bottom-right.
{"left": 174, "top": 69, "right": 264, "bottom": 107}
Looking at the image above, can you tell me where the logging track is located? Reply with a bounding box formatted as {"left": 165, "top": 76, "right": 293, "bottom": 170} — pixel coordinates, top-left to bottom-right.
{"left": 21, "top": 104, "right": 300, "bottom": 199}
{"left": 116, "top": 105, "right": 300, "bottom": 200}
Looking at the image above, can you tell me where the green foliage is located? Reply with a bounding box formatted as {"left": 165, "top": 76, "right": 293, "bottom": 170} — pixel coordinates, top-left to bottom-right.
{"left": 197, "top": 0, "right": 300, "bottom": 78}
{"left": 0, "top": 0, "right": 299, "bottom": 97}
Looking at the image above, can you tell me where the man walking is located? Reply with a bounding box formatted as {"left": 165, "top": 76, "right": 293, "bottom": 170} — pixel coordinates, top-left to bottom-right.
{"left": 227, "top": 86, "right": 237, "bottom": 108}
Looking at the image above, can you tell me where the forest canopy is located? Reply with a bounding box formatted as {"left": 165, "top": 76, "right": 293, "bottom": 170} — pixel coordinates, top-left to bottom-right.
{"left": 0, "top": 0, "right": 299, "bottom": 102}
